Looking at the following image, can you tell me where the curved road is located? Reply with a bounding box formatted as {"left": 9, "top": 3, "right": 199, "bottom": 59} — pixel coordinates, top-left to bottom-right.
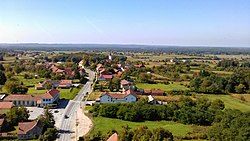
{"left": 57, "top": 69, "right": 95, "bottom": 141}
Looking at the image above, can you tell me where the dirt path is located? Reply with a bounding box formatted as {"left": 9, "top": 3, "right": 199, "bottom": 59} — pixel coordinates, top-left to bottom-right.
{"left": 71, "top": 107, "right": 93, "bottom": 140}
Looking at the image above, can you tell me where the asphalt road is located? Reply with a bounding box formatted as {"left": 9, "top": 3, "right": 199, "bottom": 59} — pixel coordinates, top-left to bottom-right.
{"left": 57, "top": 69, "right": 95, "bottom": 141}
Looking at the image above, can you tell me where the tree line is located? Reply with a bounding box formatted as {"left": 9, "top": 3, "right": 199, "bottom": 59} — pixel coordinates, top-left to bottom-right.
{"left": 90, "top": 97, "right": 225, "bottom": 126}
{"left": 82, "top": 125, "right": 173, "bottom": 141}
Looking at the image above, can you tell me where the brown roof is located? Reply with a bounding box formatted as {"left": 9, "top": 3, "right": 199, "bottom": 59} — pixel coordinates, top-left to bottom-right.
{"left": 0, "top": 102, "right": 13, "bottom": 109}
{"left": 143, "top": 89, "right": 164, "bottom": 96}
{"left": 59, "top": 80, "right": 72, "bottom": 85}
{"left": 107, "top": 133, "right": 119, "bottom": 141}
{"left": 64, "top": 68, "right": 75, "bottom": 76}
{"left": 120, "top": 80, "right": 130, "bottom": 85}
{"left": 4, "top": 94, "right": 41, "bottom": 101}
{"left": 18, "top": 120, "right": 43, "bottom": 135}
{"left": 42, "top": 89, "right": 60, "bottom": 99}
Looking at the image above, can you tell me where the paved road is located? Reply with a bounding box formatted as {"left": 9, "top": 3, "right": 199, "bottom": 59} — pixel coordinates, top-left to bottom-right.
{"left": 57, "top": 69, "right": 95, "bottom": 141}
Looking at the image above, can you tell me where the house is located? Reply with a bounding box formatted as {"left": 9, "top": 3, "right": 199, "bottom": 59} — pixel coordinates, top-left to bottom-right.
{"left": 99, "top": 90, "right": 138, "bottom": 104}
{"left": 120, "top": 80, "right": 134, "bottom": 91}
{"left": 58, "top": 80, "right": 73, "bottom": 88}
{"left": 96, "top": 64, "right": 103, "bottom": 71}
{"left": 143, "top": 90, "right": 164, "bottom": 96}
{"left": 35, "top": 80, "right": 72, "bottom": 90}
{"left": 98, "top": 75, "right": 113, "bottom": 81}
{"left": 0, "top": 102, "right": 13, "bottom": 114}
{"left": 78, "top": 60, "right": 85, "bottom": 68}
{"left": 3, "top": 95, "right": 41, "bottom": 107}
{"left": 147, "top": 95, "right": 158, "bottom": 104}
{"left": 17, "top": 120, "right": 43, "bottom": 140}
{"left": 0, "top": 118, "right": 7, "bottom": 132}
{"left": 3, "top": 89, "right": 60, "bottom": 107}
{"left": 64, "top": 68, "right": 75, "bottom": 78}
{"left": 40, "top": 89, "right": 60, "bottom": 107}
{"left": 107, "top": 133, "right": 119, "bottom": 141}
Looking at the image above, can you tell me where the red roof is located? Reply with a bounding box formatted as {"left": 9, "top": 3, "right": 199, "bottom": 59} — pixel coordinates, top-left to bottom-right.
{"left": 18, "top": 120, "right": 43, "bottom": 135}
{"left": 101, "top": 75, "right": 113, "bottom": 79}
{"left": 59, "top": 80, "right": 72, "bottom": 85}
{"left": 107, "top": 133, "right": 119, "bottom": 141}
{"left": 64, "top": 68, "right": 75, "bottom": 76}
{"left": 120, "top": 80, "right": 130, "bottom": 85}
{"left": 42, "top": 89, "right": 60, "bottom": 99}
{"left": 0, "top": 102, "right": 13, "bottom": 109}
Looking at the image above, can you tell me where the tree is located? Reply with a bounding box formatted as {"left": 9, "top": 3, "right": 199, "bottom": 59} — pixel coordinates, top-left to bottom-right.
{"left": 6, "top": 107, "right": 29, "bottom": 126}
{"left": 40, "top": 108, "right": 55, "bottom": 129}
{"left": 235, "top": 84, "right": 246, "bottom": 94}
{"left": 74, "top": 70, "right": 81, "bottom": 79}
{"left": 0, "top": 70, "right": 7, "bottom": 85}
{"left": 39, "top": 128, "right": 58, "bottom": 141}
{"left": 0, "top": 63, "right": 5, "bottom": 71}
{"left": 3, "top": 81, "right": 28, "bottom": 94}
{"left": 109, "top": 76, "right": 120, "bottom": 92}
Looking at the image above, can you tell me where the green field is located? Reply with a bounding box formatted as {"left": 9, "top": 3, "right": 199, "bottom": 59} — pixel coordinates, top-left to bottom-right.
{"left": 198, "top": 94, "right": 250, "bottom": 112}
{"left": 136, "top": 83, "right": 189, "bottom": 92}
{"left": 12, "top": 75, "right": 45, "bottom": 86}
{"left": 27, "top": 87, "right": 82, "bottom": 100}
{"left": 91, "top": 117, "right": 193, "bottom": 137}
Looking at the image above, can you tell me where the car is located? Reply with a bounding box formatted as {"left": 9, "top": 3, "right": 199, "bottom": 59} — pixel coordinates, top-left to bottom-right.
{"left": 64, "top": 115, "right": 69, "bottom": 119}
{"left": 54, "top": 110, "right": 59, "bottom": 113}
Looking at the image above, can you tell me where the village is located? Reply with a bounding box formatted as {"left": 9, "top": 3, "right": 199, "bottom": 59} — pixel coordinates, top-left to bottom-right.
{"left": 1, "top": 49, "right": 250, "bottom": 141}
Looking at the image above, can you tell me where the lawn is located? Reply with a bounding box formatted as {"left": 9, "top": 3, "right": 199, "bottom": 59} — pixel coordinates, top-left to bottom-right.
{"left": 197, "top": 94, "right": 250, "bottom": 112}
{"left": 136, "top": 83, "right": 189, "bottom": 92}
{"left": 27, "top": 86, "right": 82, "bottom": 100}
{"left": 12, "top": 75, "right": 45, "bottom": 86}
{"left": 60, "top": 86, "right": 82, "bottom": 100}
{"left": 91, "top": 116, "right": 192, "bottom": 137}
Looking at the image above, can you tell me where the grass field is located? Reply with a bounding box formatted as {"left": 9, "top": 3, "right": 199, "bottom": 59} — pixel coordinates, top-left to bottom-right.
{"left": 12, "top": 75, "right": 45, "bottom": 86}
{"left": 197, "top": 94, "right": 250, "bottom": 112}
{"left": 27, "top": 87, "right": 82, "bottom": 100}
{"left": 136, "top": 83, "right": 189, "bottom": 92}
{"left": 91, "top": 116, "right": 193, "bottom": 137}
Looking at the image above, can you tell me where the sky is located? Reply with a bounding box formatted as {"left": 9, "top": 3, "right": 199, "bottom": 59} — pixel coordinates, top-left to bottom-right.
{"left": 0, "top": 0, "right": 250, "bottom": 47}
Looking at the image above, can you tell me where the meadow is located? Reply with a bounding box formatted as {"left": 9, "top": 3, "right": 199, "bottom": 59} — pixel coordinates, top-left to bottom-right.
{"left": 91, "top": 116, "right": 194, "bottom": 137}
{"left": 136, "top": 83, "right": 189, "bottom": 92}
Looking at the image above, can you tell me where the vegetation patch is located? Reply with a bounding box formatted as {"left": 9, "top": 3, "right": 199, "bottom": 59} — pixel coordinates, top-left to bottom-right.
{"left": 136, "top": 83, "right": 189, "bottom": 92}
{"left": 91, "top": 116, "right": 192, "bottom": 137}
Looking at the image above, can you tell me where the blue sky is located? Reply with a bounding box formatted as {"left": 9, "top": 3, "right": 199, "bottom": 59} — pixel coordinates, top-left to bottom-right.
{"left": 0, "top": 0, "right": 249, "bottom": 47}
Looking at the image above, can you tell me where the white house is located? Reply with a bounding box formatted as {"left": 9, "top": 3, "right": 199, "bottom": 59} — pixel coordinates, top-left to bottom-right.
{"left": 99, "top": 90, "right": 138, "bottom": 104}
{"left": 40, "top": 89, "right": 60, "bottom": 107}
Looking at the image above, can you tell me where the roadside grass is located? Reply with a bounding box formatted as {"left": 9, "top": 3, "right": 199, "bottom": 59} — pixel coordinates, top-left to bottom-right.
{"left": 197, "top": 94, "right": 250, "bottom": 112}
{"left": 136, "top": 83, "right": 189, "bottom": 92}
{"left": 91, "top": 116, "right": 193, "bottom": 137}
